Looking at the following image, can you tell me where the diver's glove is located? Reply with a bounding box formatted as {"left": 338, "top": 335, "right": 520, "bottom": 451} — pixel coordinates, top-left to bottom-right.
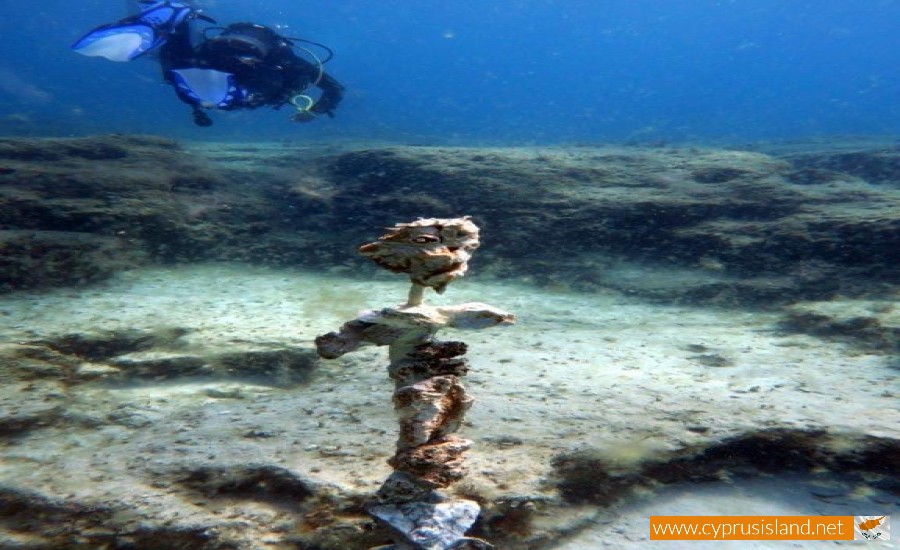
{"left": 290, "top": 104, "right": 335, "bottom": 122}
{"left": 292, "top": 107, "right": 335, "bottom": 122}
{"left": 192, "top": 108, "right": 213, "bottom": 127}
{"left": 290, "top": 110, "right": 317, "bottom": 123}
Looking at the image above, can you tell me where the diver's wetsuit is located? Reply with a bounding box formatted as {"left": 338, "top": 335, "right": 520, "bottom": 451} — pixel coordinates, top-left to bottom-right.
{"left": 160, "top": 21, "right": 344, "bottom": 125}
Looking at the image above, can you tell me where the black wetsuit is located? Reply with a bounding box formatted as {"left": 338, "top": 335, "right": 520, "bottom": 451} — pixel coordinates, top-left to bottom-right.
{"left": 160, "top": 21, "right": 344, "bottom": 124}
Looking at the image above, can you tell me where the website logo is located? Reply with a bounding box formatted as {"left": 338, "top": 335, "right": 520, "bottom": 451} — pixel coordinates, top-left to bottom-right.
{"left": 855, "top": 516, "right": 890, "bottom": 541}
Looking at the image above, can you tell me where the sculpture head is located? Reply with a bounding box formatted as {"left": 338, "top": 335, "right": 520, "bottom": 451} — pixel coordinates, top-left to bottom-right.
{"left": 359, "top": 217, "right": 480, "bottom": 294}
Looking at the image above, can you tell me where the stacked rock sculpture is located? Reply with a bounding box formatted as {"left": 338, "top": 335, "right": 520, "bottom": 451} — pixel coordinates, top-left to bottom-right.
{"left": 315, "top": 217, "right": 515, "bottom": 550}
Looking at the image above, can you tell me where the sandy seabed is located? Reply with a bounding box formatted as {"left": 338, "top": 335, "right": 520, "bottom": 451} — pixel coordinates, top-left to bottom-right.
{"left": 0, "top": 264, "right": 896, "bottom": 548}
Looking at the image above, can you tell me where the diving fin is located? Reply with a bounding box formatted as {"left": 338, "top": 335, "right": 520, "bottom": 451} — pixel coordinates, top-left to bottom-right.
{"left": 167, "top": 68, "right": 246, "bottom": 109}
{"left": 72, "top": 1, "right": 197, "bottom": 62}
{"left": 71, "top": 23, "right": 161, "bottom": 62}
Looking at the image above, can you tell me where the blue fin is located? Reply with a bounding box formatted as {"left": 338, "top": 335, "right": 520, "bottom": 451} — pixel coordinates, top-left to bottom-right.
{"left": 72, "top": 1, "right": 195, "bottom": 61}
{"left": 168, "top": 68, "right": 246, "bottom": 109}
{"left": 71, "top": 23, "right": 161, "bottom": 62}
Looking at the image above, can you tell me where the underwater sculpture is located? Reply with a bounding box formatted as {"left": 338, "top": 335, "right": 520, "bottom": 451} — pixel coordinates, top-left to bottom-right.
{"left": 315, "top": 217, "right": 515, "bottom": 550}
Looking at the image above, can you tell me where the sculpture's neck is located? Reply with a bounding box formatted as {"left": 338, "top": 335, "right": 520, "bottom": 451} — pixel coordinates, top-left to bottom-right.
{"left": 405, "top": 283, "right": 426, "bottom": 307}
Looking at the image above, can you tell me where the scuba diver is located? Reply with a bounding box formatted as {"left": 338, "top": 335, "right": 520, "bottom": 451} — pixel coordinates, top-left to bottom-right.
{"left": 72, "top": 0, "right": 344, "bottom": 127}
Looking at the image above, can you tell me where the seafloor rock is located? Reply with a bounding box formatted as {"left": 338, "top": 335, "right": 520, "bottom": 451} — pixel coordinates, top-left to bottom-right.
{"left": 175, "top": 463, "right": 320, "bottom": 504}
{"left": 2, "top": 136, "right": 899, "bottom": 304}
{"left": 315, "top": 147, "right": 800, "bottom": 266}
{"left": 0, "top": 328, "right": 318, "bottom": 387}
{"left": 778, "top": 299, "right": 900, "bottom": 352}
{"left": 0, "top": 382, "right": 68, "bottom": 436}
{"left": 0, "top": 135, "right": 272, "bottom": 290}
{"left": 778, "top": 139, "right": 900, "bottom": 185}
{"left": 369, "top": 499, "right": 484, "bottom": 550}
{"left": 295, "top": 145, "right": 900, "bottom": 303}
{"left": 551, "top": 429, "right": 900, "bottom": 505}
{"left": 0, "top": 230, "right": 142, "bottom": 291}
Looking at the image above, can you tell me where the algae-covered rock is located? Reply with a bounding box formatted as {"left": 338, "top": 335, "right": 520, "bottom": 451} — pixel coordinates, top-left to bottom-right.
{"left": 778, "top": 299, "right": 900, "bottom": 352}
{"left": 0, "top": 230, "right": 141, "bottom": 291}
{"left": 297, "top": 144, "right": 899, "bottom": 304}
{"left": 0, "top": 135, "right": 257, "bottom": 291}
{"left": 2, "top": 136, "right": 899, "bottom": 305}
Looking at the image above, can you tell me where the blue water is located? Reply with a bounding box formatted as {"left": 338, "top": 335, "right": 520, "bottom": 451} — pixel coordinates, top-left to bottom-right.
{"left": 1, "top": 0, "right": 899, "bottom": 143}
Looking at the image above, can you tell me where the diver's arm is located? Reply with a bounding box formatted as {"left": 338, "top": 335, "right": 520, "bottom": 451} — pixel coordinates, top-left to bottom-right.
{"left": 274, "top": 49, "right": 343, "bottom": 117}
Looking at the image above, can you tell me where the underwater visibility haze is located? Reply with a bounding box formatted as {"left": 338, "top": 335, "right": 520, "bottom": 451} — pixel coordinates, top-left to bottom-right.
{"left": 1, "top": 0, "right": 900, "bottom": 142}
{"left": 0, "top": 1, "right": 898, "bottom": 549}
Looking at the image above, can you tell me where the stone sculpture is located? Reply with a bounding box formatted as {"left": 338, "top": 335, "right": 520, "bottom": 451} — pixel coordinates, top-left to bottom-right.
{"left": 315, "top": 217, "right": 515, "bottom": 550}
